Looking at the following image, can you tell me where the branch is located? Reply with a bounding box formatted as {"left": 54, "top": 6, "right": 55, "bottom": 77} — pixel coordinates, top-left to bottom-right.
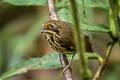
{"left": 93, "top": 43, "right": 114, "bottom": 80}
{"left": 48, "top": 0, "right": 58, "bottom": 20}
{"left": 47, "top": 0, "right": 73, "bottom": 80}
{"left": 93, "top": 0, "right": 118, "bottom": 79}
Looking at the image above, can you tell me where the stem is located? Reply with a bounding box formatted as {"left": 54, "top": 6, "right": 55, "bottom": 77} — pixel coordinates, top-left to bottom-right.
{"left": 117, "top": 0, "right": 120, "bottom": 45}
{"left": 93, "top": 1, "right": 119, "bottom": 79}
{"left": 109, "top": 0, "right": 119, "bottom": 39}
{"left": 93, "top": 43, "right": 114, "bottom": 80}
{"left": 47, "top": 0, "right": 73, "bottom": 80}
{"left": 109, "top": 9, "right": 117, "bottom": 38}
{"left": 69, "top": 0, "right": 90, "bottom": 80}
{"left": 118, "top": 0, "right": 120, "bottom": 18}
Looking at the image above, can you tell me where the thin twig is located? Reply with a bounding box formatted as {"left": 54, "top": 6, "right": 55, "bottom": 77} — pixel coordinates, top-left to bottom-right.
{"left": 93, "top": 43, "right": 114, "bottom": 80}
{"left": 69, "top": 0, "right": 90, "bottom": 80}
{"left": 47, "top": 0, "right": 73, "bottom": 80}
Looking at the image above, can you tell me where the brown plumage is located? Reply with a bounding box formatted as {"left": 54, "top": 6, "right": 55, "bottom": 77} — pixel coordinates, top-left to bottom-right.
{"left": 40, "top": 20, "right": 92, "bottom": 54}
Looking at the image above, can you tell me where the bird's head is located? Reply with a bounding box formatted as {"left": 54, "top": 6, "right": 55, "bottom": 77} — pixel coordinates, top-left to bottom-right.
{"left": 40, "top": 20, "right": 61, "bottom": 36}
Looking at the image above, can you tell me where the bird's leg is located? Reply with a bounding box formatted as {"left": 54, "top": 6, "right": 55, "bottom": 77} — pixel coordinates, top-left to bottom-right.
{"left": 63, "top": 54, "right": 75, "bottom": 72}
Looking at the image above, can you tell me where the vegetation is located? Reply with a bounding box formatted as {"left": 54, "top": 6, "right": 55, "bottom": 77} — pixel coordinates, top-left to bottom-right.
{"left": 0, "top": 0, "right": 119, "bottom": 80}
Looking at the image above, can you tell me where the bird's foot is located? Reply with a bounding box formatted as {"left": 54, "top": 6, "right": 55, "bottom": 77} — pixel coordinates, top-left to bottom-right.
{"left": 63, "top": 54, "right": 75, "bottom": 72}
{"left": 63, "top": 63, "right": 71, "bottom": 72}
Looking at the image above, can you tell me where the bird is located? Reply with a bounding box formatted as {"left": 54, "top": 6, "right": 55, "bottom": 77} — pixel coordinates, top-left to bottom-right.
{"left": 40, "top": 20, "right": 92, "bottom": 70}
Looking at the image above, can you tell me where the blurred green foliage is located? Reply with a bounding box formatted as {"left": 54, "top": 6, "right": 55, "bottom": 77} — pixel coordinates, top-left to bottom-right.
{"left": 0, "top": 0, "right": 119, "bottom": 80}
{"left": 0, "top": 52, "right": 100, "bottom": 80}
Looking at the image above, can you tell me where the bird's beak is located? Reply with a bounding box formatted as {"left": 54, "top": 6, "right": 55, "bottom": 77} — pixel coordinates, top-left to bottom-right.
{"left": 40, "top": 29, "right": 46, "bottom": 33}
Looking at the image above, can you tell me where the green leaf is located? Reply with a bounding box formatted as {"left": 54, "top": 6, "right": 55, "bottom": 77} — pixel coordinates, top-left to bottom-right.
{"left": 2, "top": 0, "right": 69, "bottom": 7}
{"left": 3, "top": 0, "right": 109, "bottom": 10}
{"left": 3, "top": 0, "right": 47, "bottom": 6}
{"left": 0, "top": 52, "right": 100, "bottom": 80}
{"left": 57, "top": 8, "right": 73, "bottom": 23}
{"left": 0, "top": 53, "right": 60, "bottom": 80}
{"left": 81, "top": 22, "right": 110, "bottom": 33}
{"left": 58, "top": 8, "right": 110, "bottom": 33}
{"left": 77, "top": 0, "right": 110, "bottom": 10}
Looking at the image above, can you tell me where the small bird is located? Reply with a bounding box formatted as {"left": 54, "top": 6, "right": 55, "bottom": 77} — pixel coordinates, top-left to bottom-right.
{"left": 40, "top": 20, "right": 92, "bottom": 70}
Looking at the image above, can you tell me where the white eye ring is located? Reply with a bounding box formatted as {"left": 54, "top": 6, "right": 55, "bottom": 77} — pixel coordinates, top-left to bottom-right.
{"left": 50, "top": 24, "right": 55, "bottom": 28}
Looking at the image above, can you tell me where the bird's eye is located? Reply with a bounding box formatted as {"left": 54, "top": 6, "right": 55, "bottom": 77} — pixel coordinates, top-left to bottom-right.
{"left": 50, "top": 24, "right": 55, "bottom": 28}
